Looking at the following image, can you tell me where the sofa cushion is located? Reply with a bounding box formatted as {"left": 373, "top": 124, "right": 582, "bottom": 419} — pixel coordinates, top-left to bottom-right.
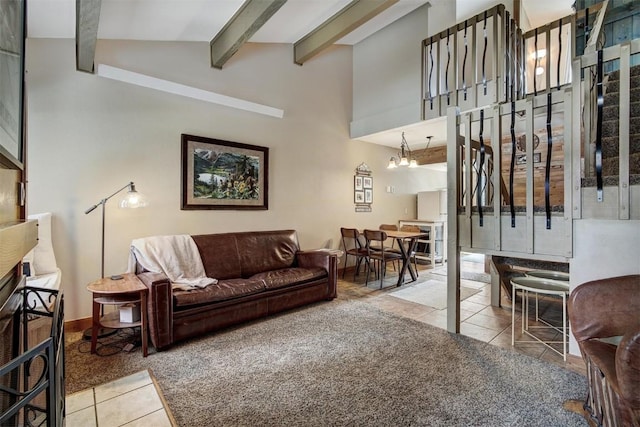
{"left": 251, "top": 267, "right": 327, "bottom": 290}
{"left": 235, "top": 230, "right": 299, "bottom": 277}
{"left": 173, "top": 278, "right": 266, "bottom": 308}
{"left": 192, "top": 234, "right": 243, "bottom": 280}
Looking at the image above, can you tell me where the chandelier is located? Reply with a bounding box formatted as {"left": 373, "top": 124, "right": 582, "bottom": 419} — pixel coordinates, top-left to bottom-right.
{"left": 387, "top": 132, "right": 418, "bottom": 169}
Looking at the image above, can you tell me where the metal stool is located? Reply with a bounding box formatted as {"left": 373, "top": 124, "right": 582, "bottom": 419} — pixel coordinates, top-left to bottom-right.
{"left": 511, "top": 277, "right": 570, "bottom": 361}
{"left": 525, "top": 269, "right": 569, "bottom": 282}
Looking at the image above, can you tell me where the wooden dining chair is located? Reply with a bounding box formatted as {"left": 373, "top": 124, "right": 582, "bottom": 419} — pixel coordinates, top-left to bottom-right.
{"left": 377, "top": 224, "right": 399, "bottom": 271}
{"left": 399, "top": 224, "right": 421, "bottom": 277}
{"left": 340, "top": 227, "right": 368, "bottom": 281}
{"left": 363, "top": 229, "right": 403, "bottom": 289}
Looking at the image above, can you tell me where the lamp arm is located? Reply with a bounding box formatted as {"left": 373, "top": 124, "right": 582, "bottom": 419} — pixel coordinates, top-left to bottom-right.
{"left": 84, "top": 182, "right": 133, "bottom": 215}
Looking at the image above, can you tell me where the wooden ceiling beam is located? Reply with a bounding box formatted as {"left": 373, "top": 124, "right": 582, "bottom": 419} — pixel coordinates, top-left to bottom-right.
{"left": 412, "top": 145, "right": 447, "bottom": 165}
{"left": 293, "top": 0, "right": 399, "bottom": 66}
{"left": 457, "top": 135, "right": 494, "bottom": 156}
{"left": 76, "top": 0, "right": 102, "bottom": 73}
{"left": 210, "top": 0, "right": 287, "bottom": 69}
{"left": 412, "top": 137, "right": 497, "bottom": 166}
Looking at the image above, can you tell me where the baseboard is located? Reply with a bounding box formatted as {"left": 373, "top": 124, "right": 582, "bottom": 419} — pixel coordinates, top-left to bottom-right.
{"left": 339, "top": 266, "right": 358, "bottom": 278}
{"left": 567, "top": 353, "right": 586, "bottom": 367}
{"left": 65, "top": 317, "right": 92, "bottom": 334}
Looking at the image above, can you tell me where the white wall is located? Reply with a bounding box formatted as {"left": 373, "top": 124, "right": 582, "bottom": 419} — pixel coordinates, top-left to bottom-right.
{"left": 415, "top": 167, "right": 447, "bottom": 192}
{"left": 456, "top": 0, "right": 514, "bottom": 22}
{"left": 26, "top": 39, "right": 432, "bottom": 321}
{"left": 350, "top": 4, "right": 430, "bottom": 138}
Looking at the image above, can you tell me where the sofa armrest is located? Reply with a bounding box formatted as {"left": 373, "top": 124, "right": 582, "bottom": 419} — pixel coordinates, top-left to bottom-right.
{"left": 297, "top": 250, "right": 339, "bottom": 299}
{"left": 297, "top": 249, "right": 333, "bottom": 271}
{"left": 569, "top": 274, "right": 640, "bottom": 343}
{"left": 137, "top": 272, "right": 173, "bottom": 350}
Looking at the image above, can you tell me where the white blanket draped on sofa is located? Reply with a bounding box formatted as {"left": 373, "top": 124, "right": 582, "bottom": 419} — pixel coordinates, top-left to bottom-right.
{"left": 127, "top": 235, "right": 217, "bottom": 291}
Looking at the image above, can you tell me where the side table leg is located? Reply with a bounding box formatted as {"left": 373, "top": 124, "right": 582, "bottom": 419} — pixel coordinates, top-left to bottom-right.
{"left": 91, "top": 299, "right": 100, "bottom": 354}
{"left": 141, "top": 291, "right": 148, "bottom": 357}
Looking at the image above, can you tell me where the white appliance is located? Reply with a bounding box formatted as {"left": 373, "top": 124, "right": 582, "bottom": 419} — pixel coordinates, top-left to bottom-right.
{"left": 417, "top": 190, "right": 447, "bottom": 221}
{"left": 415, "top": 190, "right": 448, "bottom": 263}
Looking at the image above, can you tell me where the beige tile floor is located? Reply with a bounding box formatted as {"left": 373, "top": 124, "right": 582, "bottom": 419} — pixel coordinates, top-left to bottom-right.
{"left": 66, "top": 370, "right": 175, "bottom": 427}
{"left": 338, "top": 256, "right": 586, "bottom": 376}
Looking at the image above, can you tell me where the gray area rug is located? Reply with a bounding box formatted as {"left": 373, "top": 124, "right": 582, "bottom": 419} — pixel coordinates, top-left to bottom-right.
{"left": 432, "top": 266, "right": 492, "bottom": 284}
{"left": 65, "top": 300, "right": 587, "bottom": 426}
{"left": 390, "top": 279, "right": 482, "bottom": 309}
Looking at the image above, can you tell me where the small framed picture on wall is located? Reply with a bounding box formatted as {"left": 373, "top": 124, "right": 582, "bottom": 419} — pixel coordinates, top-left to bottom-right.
{"left": 363, "top": 177, "right": 373, "bottom": 189}
{"left": 364, "top": 189, "right": 373, "bottom": 204}
{"left": 354, "top": 191, "right": 365, "bottom": 203}
{"left": 354, "top": 175, "right": 363, "bottom": 191}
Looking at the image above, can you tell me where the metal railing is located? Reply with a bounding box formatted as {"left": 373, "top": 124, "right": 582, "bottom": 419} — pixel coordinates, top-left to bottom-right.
{"left": 423, "top": 3, "right": 608, "bottom": 120}
{"left": 573, "top": 38, "right": 640, "bottom": 220}
{"left": 445, "top": 9, "right": 640, "bottom": 259}
{"left": 0, "top": 286, "right": 64, "bottom": 427}
{"left": 423, "top": 5, "right": 518, "bottom": 119}
{"left": 447, "top": 86, "right": 575, "bottom": 260}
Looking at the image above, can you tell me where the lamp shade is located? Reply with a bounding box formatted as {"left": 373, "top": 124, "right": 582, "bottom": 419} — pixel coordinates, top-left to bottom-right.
{"left": 119, "top": 183, "right": 148, "bottom": 209}
{"left": 387, "top": 158, "right": 397, "bottom": 169}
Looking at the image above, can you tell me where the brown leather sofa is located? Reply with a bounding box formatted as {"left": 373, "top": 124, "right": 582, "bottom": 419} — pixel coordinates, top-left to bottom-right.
{"left": 134, "top": 230, "right": 338, "bottom": 350}
{"left": 568, "top": 274, "right": 640, "bottom": 427}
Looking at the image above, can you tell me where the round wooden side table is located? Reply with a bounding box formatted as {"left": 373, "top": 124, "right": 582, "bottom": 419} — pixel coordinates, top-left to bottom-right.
{"left": 86, "top": 273, "right": 148, "bottom": 357}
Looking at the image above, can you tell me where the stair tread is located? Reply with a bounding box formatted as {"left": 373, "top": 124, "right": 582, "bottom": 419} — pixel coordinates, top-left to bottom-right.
{"left": 602, "top": 102, "right": 640, "bottom": 120}
{"left": 606, "top": 65, "right": 640, "bottom": 81}
{"left": 599, "top": 152, "right": 640, "bottom": 175}
{"left": 605, "top": 74, "right": 640, "bottom": 93}
{"left": 603, "top": 89, "right": 640, "bottom": 103}
{"left": 600, "top": 136, "right": 640, "bottom": 157}
{"left": 582, "top": 174, "right": 640, "bottom": 187}
{"left": 601, "top": 117, "right": 640, "bottom": 137}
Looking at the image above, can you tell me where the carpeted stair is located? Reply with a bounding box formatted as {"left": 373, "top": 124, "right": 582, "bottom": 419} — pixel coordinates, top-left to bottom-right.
{"left": 583, "top": 64, "right": 640, "bottom": 186}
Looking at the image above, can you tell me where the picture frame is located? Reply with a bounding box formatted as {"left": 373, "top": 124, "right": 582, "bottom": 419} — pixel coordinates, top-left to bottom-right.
{"left": 516, "top": 152, "right": 541, "bottom": 165}
{"left": 354, "top": 175, "right": 363, "bottom": 191}
{"left": 364, "top": 189, "right": 373, "bottom": 204}
{"left": 363, "top": 176, "right": 373, "bottom": 189}
{"left": 354, "top": 191, "right": 365, "bottom": 204}
{"left": 181, "top": 134, "right": 268, "bottom": 210}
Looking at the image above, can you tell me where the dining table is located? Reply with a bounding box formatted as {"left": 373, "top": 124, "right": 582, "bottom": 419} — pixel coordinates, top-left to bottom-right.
{"left": 367, "top": 228, "right": 429, "bottom": 287}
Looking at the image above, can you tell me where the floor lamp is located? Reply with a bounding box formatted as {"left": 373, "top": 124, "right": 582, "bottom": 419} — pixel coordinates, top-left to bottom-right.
{"left": 83, "top": 181, "right": 148, "bottom": 340}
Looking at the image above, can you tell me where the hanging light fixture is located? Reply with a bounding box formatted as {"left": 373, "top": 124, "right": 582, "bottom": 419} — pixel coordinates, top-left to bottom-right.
{"left": 425, "top": 135, "right": 433, "bottom": 150}
{"left": 388, "top": 132, "right": 418, "bottom": 169}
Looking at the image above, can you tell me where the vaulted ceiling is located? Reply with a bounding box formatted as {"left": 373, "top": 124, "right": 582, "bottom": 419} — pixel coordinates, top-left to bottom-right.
{"left": 30, "top": 0, "right": 432, "bottom": 71}
{"left": 27, "top": 0, "right": 574, "bottom": 149}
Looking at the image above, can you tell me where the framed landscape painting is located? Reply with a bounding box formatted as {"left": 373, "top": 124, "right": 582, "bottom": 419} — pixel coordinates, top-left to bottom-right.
{"left": 181, "top": 134, "right": 268, "bottom": 210}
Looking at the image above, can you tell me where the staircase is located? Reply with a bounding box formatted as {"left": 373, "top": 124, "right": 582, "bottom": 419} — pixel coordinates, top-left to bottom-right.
{"left": 583, "top": 64, "right": 640, "bottom": 187}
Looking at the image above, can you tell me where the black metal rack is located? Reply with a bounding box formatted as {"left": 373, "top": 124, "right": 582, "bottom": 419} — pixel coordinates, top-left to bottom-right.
{"left": 0, "top": 284, "right": 64, "bottom": 426}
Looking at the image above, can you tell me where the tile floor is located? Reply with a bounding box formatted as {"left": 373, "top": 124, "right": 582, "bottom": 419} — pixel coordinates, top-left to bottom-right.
{"left": 66, "top": 370, "right": 175, "bottom": 427}
{"left": 337, "top": 255, "right": 586, "bottom": 376}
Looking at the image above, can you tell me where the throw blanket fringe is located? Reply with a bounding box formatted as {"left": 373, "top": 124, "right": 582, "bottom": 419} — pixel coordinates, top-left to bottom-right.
{"left": 127, "top": 235, "right": 217, "bottom": 291}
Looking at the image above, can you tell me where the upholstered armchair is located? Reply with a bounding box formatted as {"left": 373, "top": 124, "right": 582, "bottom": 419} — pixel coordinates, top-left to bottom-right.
{"left": 567, "top": 275, "right": 640, "bottom": 427}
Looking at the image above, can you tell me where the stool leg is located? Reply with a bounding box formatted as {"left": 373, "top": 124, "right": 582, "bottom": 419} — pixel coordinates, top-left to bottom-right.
{"left": 562, "top": 292, "right": 567, "bottom": 361}
{"left": 511, "top": 285, "right": 516, "bottom": 346}
{"left": 522, "top": 290, "right": 527, "bottom": 333}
